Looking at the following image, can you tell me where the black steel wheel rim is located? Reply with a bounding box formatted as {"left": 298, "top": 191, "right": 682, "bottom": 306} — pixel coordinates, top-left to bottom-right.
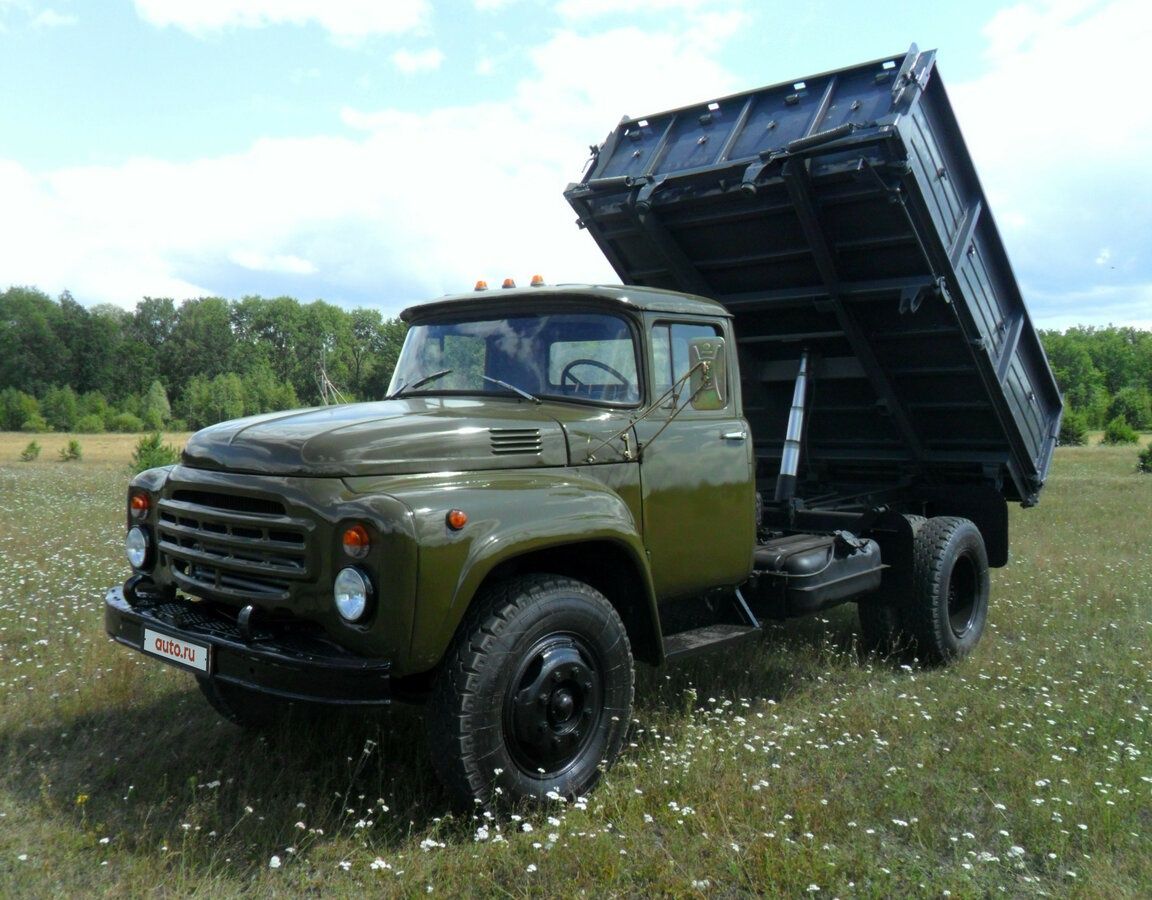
{"left": 947, "top": 554, "right": 979, "bottom": 637}
{"left": 503, "top": 633, "right": 603, "bottom": 778}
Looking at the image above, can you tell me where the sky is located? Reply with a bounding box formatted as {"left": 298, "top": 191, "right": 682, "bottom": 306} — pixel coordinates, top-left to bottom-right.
{"left": 0, "top": 0, "right": 1148, "bottom": 330}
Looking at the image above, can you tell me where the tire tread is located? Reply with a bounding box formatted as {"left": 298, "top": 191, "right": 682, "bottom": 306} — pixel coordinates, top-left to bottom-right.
{"left": 425, "top": 574, "right": 633, "bottom": 808}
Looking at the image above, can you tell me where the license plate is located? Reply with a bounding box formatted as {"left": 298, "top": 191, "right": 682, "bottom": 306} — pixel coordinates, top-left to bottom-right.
{"left": 143, "top": 628, "right": 210, "bottom": 673}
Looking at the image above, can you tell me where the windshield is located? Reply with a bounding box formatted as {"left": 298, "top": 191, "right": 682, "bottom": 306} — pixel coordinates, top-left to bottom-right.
{"left": 389, "top": 311, "right": 641, "bottom": 405}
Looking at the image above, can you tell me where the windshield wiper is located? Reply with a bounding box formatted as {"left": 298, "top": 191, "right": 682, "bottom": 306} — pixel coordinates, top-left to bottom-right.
{"left": 482, "top": 375, "right": 541, "bottom": 404}
{"left": 388, "top": 368, "right": 453, "bottom": 399}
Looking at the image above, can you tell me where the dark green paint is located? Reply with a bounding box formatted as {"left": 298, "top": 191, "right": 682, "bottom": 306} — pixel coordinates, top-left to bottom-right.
{"left": 126, "top": 287, "right": 755, "bottom": 677}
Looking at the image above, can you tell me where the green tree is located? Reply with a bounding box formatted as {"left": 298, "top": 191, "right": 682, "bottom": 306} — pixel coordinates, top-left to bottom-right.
{"left": 75, "top": 414, "right": 106, "bottom": 433}
{"left": 109, "top": 412, "right": 145, "bottom": 432}
{"left": 85, "top": 304, "right": 137, "bottom": 397}
{"left": 1138, "top": 443, "right": 1152, "bottom": 474}
{"left": 1107, "top": 386, "right": 1152, "bottom": 430}
{"left": 78, "top": 391, "right": 109, "bottom": 421}
{"left": 131, "top": 432, "right": 180, "bottom": 473}
{"left": 41, "top": 386, "right": 79, "bottom": 432}
{"left": 0, "top": 286, "right": 67, "bottom": 395}
{"left": 1058, "top": 409, "right": 1088, "bottom": 446}
{"left": 141, "top": 380, "right": 172, "bottom": 430}
{"left": 167, "top": 297, "right": 236, "bottom": 389}
{"left": 180, "top": 373, "right": 246, "bottom": 429}
{"left": 1102, "top": 415, "right": 1139, "bottom": 445}
{"left": 58, "top": 439, "right": 82, "bottom": 461}
{"left": 20, "top": 413, "right": 50, "bottom": 432}
{"left": 241, "top": 360, "right": 299, "bottom": 414}
{"left": 0, "top": 388, "right": 40, "bottom": 431}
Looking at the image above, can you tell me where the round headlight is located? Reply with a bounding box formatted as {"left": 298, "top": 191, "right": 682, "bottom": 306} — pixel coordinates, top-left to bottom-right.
{"left": 126, "top": 526, "right": 150, "bottom": 569}
{"left": 334, "top": 567, "right": 372, "bottom": 622}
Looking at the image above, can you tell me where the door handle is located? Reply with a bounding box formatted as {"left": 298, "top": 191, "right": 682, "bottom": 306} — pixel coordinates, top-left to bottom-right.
{"left": 722, "top": 430, "right": 747, "bottom": 441}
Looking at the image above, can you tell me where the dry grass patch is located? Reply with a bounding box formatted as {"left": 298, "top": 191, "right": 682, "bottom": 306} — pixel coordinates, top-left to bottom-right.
{"left": 0, "top": 431, "right": 193, "bottom": 467}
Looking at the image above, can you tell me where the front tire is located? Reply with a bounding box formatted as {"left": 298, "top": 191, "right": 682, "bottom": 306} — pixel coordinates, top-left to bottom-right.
{"left": 425, "top": 574, "right": 634, "bottom": 808}
{"left": 904, "top": 516, "right": 990, "bottom": 665}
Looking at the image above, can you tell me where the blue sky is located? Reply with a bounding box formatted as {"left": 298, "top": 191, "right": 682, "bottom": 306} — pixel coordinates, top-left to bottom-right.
{"left": 1, "top": 0, "right": 1148, "bottom": 329}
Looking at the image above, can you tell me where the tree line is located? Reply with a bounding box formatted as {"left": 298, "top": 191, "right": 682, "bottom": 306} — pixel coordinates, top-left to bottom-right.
{"left": 1039, "top": 326, "right": 1152, "bottom": 441}
{"left": 2, "top": 286, "right": 1149, "bottom": 437}
{"left": 0, "top": 286, "right": 407, "bottom": 432}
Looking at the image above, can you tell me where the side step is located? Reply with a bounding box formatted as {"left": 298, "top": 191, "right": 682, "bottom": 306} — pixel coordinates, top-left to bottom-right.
{"left": 664, "top": 623, "right": 762, "bottom": 662}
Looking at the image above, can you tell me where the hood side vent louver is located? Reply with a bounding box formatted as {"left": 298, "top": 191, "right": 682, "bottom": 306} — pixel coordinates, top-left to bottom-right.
{"left": 490, "top": 427, "right": 543, "bottom": 456}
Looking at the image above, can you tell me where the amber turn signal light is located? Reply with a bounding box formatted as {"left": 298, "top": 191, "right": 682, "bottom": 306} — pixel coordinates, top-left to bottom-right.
{"left": 129, "top": 492, "right": 150, "bottom": 520}
{"left": 342, "top": 524, "right": 371, "bottom": 558}
{"left": 445, "top": 509, "right": 469, "bottom": 531}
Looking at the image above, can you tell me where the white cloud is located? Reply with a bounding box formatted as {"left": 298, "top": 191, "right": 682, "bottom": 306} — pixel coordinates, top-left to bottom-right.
{"left": 8, "top": 2, "right": 1147, "bottom": 327}
{"left": 31, "top": 8, "right": 76, "bottom": 28}
{"left": 556, "top": 0, "right": 731, "bottom": 18}
{"left": 949, "top": 0, "right": 1152, "bottom": 326}
{"left": 391, "top": 47, "right": 444, "bottom": 75}
{"left": 229, "top": 251, "right": 318, "bottom": 275}
{"left": 132, "top": 0, "right": 429, "bottom": 42}
{"left": 0, "top": 22, "right": 743, "bottom": 312}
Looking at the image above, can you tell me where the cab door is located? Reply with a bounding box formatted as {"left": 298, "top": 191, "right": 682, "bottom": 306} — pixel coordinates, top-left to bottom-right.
{"left": 635, "top": 317, "right": 756, "bottom": 599}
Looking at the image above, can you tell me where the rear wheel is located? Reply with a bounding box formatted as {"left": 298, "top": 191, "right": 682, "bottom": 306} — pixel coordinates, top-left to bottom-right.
{"left": 425, "top": 574, "right": 634, "bottom": 808}
{"left": 904, "top": 516, "right": 989, "bottom": 664}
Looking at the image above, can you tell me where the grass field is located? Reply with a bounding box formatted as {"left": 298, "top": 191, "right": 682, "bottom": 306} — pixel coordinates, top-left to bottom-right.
{"left": 0, "top": 432, "right": 1148, "bottom": 897}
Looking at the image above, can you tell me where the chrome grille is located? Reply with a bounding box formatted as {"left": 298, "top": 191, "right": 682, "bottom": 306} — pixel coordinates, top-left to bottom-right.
{"left": 489, "top": 427, "right": 542, "bottom": 455}
{"left": 157, "top": 491, "right": 313, "bottom": 603}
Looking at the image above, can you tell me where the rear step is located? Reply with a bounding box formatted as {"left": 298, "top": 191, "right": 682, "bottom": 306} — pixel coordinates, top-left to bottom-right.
{"left": 664, "top": 622, "right": 762, "bottom": 662}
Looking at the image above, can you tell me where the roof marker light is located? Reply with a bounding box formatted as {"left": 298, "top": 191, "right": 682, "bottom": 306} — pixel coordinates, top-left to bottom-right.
{"left": 474, "top": 280, "right": 488, "bottom": 291}
{"left": 530, "top": 274, "right": 545, "bottom": 287}
{"left": 502, "top": 278, "right": 516, "bottom": 289}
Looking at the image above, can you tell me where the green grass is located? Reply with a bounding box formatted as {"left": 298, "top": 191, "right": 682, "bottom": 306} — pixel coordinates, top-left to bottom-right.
{"left": 0, "top": 435, "right": 1148, "bottom": 896}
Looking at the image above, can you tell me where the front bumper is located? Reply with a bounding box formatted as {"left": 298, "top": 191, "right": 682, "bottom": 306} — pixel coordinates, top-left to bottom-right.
{"left": 104, "top": 586, "right": 392, "bottom": 705}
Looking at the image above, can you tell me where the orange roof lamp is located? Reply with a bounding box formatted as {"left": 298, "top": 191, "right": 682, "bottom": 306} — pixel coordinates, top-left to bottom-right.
{"left": 473, "top": 276, "right": 545, "bottom": 291}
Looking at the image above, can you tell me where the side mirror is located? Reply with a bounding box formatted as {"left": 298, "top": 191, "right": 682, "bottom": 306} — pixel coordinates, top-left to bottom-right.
{"left": 688, "top": 336, "right": 727, "bottom": 410}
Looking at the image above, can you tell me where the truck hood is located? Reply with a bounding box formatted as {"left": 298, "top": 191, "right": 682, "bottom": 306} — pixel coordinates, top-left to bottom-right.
{"left": 181, "top": 399, "right": 570, "bottom": 477}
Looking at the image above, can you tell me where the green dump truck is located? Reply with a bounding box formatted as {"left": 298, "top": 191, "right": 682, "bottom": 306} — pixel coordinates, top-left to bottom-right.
{"left": 105, "top": 47, "right": 1062, "bottom": 807}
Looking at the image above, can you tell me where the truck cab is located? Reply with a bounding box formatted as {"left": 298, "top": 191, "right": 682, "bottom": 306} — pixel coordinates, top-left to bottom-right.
{"left": 106, "top": 283, "right": 766, "bottom": 804}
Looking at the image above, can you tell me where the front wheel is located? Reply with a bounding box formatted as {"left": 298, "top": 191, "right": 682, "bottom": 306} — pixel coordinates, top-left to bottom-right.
{"left": 425, "top": 574, "right": 634, "bottom": 808}
{"left": 904, "top": 516, "right": 990, "bottom": 665}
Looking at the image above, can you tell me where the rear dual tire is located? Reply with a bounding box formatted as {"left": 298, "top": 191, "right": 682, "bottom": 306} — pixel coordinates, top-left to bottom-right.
{"left": 905, "top": 516, "right": 989, "bottom": 664}
{"left": 858, "top": 515, "right": 989, "bottom": 665}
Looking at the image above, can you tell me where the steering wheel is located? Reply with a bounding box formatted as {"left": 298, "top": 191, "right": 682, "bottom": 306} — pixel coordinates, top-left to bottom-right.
{"left": 559, "top": 358, "right": 630, "bottom": 392}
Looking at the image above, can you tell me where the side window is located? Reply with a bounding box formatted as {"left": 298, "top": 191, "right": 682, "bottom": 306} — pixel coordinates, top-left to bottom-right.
{"left": 651, "top": 322, "right": 723, "bottom": 408}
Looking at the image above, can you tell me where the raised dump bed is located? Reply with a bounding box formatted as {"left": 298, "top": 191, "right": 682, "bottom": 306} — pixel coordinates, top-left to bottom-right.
{"left": 565, "top": 46, "right": 1062, "bottom": 508}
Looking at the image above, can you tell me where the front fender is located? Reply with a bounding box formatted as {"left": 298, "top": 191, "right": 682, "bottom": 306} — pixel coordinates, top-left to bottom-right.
{"left": 355, "top": 468, "right": 654, "bottom": 674}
